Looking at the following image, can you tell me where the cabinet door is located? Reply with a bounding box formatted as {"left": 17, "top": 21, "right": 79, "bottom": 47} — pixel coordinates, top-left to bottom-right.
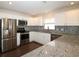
{"left": 66, "top": 11, "right": 79, "bottom": 26}
{"left": 30, "top": 32, "right": 50, "bottom": 44}
{"left": 55, "top": 12, "right": 67, "bottom": 26}
{"left": 12, "top": 37, "right": 17, "bottom": 49}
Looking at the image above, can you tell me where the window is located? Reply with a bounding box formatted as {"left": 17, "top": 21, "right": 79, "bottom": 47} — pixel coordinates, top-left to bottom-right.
{"left": 44, "top": 18, "right": 55, "bottom": 30}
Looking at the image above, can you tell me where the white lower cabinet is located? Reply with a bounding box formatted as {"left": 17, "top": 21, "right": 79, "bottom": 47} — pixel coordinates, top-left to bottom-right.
{"left": 29, "top": 31, "right": 51, "bottom": 44}
{"left": 17, "top": 33, "right": 20, "bottom": 46}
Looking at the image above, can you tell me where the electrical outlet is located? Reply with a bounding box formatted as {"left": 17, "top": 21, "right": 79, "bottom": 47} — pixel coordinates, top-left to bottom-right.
{"left": 61, "top": 28, "right": 64, "bottom": 31}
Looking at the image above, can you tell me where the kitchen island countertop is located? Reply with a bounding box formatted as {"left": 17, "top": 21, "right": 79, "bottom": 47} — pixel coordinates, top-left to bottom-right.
{"left": 22, "top": 30, "right": 79, "bottom": 57}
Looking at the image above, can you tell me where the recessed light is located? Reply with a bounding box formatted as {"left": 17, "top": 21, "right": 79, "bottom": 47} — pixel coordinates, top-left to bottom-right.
{"left": 9, "top": 2, "right": 12, "bottom": 5}
{"left": 70, "top": 2, "right": 74, "bottom": 5}
{"left": 42, "top": 1, "right": 47, "bottom": 3}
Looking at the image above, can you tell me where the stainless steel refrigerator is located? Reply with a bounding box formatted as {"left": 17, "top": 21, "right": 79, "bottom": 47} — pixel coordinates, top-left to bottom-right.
{"left": 0, "top": 18, "right": 17, "bottom": 52}
{"left": 0, "top": 19, "right": 1, "bottom": 51}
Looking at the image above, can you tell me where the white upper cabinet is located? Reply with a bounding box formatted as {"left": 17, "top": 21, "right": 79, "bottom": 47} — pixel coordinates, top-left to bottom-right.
{"left": 55, "top": 12, "right": 67, "bottom": 26}
{"left": 28, "top": 17, "right": 43, "bottom": 26}
{"left": 66, "top": 9, "right": 79, "bottom": 26}
{"left": 55, "top": 9, "right": 79, "bottom": 26}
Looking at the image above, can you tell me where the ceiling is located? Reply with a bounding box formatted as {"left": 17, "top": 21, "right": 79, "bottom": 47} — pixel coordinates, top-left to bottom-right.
{"left": 0, "top": 1, "right": 79, "bottom": 16}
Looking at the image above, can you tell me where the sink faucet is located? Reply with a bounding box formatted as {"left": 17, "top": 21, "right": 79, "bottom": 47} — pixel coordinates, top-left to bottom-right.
{"left": 47, "top": 26, "right": 49, "bottom": 30}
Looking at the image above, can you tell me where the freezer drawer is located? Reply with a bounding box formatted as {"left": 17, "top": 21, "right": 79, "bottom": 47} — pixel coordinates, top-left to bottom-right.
{"left": 2, "top": 37, "right": 17, "bottom": 52}
{"left": 2, "top": 39, "right": 12, "bottom": 52}
{"left": 12, "top": 37, "right": 17, "bottom": 49}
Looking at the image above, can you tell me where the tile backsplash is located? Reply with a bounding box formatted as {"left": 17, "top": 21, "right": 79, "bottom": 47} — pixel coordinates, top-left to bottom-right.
{"left": 55, "top": 26, "right": 79, "bottom": 34}
{"left": 25, "top": 26, "right": 44, "bottom": 31}
{"left": 25, "top": 26, "right": 79, "bottom": 34}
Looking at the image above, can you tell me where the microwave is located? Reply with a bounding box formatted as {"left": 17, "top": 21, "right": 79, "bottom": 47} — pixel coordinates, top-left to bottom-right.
{"left": 18, "top": 20, "right": 27, "bottom": 26}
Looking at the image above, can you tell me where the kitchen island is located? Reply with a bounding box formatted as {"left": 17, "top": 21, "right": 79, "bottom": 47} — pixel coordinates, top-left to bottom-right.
{"left": 22, "top": 30, "right": 79, "bottom": 57}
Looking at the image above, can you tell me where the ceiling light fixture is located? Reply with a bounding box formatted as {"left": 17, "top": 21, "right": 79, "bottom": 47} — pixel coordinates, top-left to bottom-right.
{"left": 9, "top": 2, "right": 12, "bottom": 5}
{"left": 70, "top": 2, "right": 74, "bottom": 5}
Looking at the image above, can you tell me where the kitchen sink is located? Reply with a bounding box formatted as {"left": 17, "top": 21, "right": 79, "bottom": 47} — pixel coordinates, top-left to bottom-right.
{"left": 51, "top": 34, "right": 62, "bottom": 41}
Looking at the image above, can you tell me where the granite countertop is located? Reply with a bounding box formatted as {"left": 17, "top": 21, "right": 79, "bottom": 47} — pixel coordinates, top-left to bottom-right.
{"left": 22, "top": 30, "right": 79, "bottom": 57}
{"left": 30, "top": 30, "right": 78, "bottom": 35}
{"left": 17, "top": 31, "right": 29, "bottom": 35}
